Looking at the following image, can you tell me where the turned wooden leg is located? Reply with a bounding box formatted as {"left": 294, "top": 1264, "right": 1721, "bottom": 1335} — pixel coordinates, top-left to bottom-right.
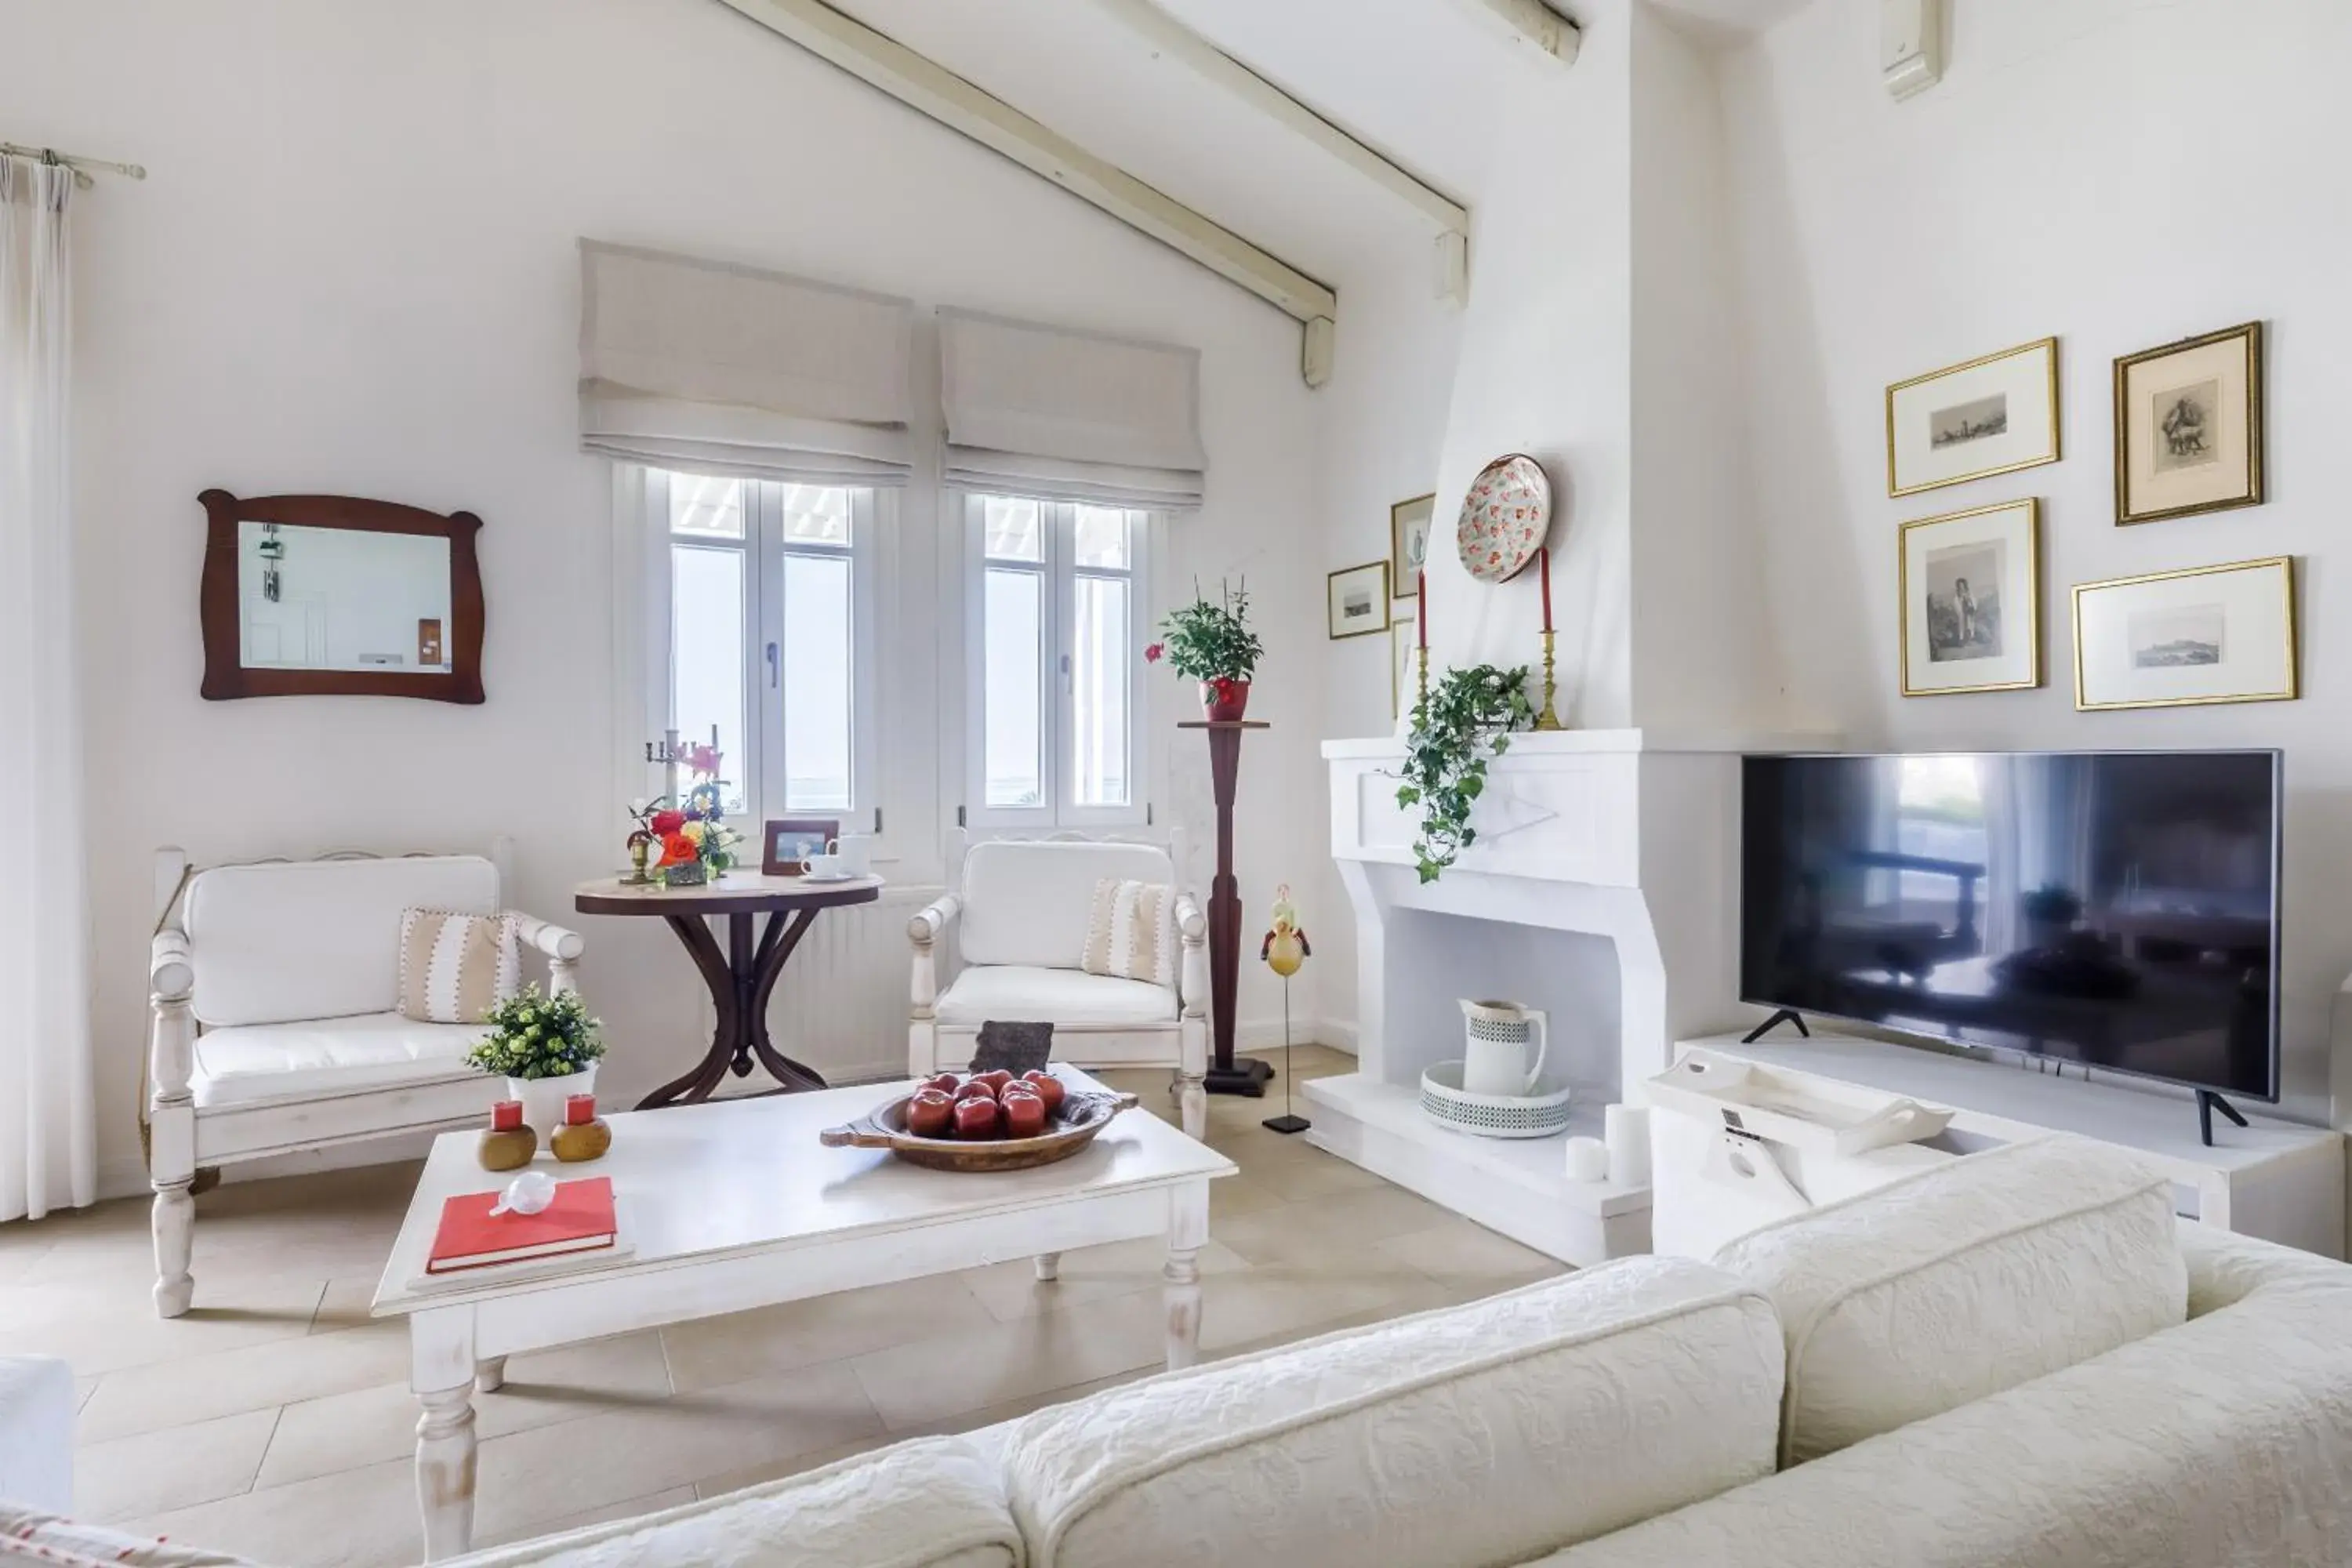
{"left": 148, "top": 990, "right": 198, "bottom": 1319}
{"left": 1034, "top": 1253, "right": 1061, "bottom": 1283}
{"left": 1176, "top": 1070, "right": 1207, "bottom": 1142}
{"left": 415, "top": 1385, "right": 477, "bottom": 1562}
{"left": 1164, "top": 1179, "right": 1209, "bottom": 1370}
{"left": 475, "top": 1357, "right": 506, "bottom": 1394}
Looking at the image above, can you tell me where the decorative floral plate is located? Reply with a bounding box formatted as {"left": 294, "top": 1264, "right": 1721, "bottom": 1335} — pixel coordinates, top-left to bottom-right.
{"left": 1456, "top": 454, "right": 1552, "bottom": 584}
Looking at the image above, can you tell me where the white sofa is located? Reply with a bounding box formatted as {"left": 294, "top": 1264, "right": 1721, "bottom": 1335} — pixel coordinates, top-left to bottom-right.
{"left": 909, "top": 833, "right": 1209, "bottom": 1138}
{"left": 146, "top": 847, "right": 583, "bottom": 1319}
{"left": 17, "top": 1138, "right": 2352, "bottom": 1567}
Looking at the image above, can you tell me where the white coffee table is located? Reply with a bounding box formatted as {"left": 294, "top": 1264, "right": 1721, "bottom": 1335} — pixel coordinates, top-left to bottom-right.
{"left": 371, "top": 1072, "right": 1235, "bottom": 1561}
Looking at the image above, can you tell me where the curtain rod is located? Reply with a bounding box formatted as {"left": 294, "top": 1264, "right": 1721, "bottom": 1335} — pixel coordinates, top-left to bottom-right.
{"left": 0, "top": 140, "right": 147, "bottom": 190}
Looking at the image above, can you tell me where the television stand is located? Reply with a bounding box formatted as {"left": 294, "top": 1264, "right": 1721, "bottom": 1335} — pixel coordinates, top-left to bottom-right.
{"left": 2197, "top": 1089, "right": 2251, "bottom": 1149}
{"left": 1740, "top": 1008, "right": 1811, "bottom": 1044}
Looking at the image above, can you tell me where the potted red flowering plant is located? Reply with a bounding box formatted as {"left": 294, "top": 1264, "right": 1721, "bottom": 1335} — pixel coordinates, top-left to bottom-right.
{"left": 1146, "top": 581, "right": 1264, "bottom": 722}
{"left": 626, "top": 746, "right": 746, "bottom": 887}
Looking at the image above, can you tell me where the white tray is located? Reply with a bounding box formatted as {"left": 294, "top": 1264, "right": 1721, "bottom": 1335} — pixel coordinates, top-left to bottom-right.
{"left": 1420, "top": 1061, "right": 1574, "bottom": 1140}
{"left": 1647, "top": 1050, "right": 1953, "bottom": 1157}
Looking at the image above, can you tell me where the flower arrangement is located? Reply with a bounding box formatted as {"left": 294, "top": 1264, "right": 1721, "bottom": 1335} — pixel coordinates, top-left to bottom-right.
{"left": 1396, "top": 663, "right": 1535, "bottom": 883}
{"left": 1146, "top": 581, "right": 1264, "bottom": 720}
{"left": 466, "top": 983, "right": 606, "bottom": 1081}
{"left": 628, "top": 745, "right": 745, "bottom": 884}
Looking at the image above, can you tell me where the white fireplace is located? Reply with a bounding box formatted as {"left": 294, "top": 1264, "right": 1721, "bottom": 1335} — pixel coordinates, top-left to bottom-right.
{"left": 1306, "top": 728, "right": 1820, "bottom": 1265}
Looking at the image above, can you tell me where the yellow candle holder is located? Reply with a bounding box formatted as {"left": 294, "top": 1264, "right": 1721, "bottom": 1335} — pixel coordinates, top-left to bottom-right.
{"left": 1534, "top": 630, "right": 1563, "bottom": 730}
{"left": 1415, "top": 644, "right": 1429, "bottom": 712}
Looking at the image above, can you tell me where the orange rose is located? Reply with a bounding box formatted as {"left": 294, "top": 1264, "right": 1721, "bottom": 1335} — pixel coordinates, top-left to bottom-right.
{"left": 659, "top": 833, "right": 697, "bottom": 866}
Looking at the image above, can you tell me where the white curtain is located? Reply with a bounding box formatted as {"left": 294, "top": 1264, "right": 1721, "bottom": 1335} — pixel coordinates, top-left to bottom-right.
{"left": 0, "top": 155, "right": 93, "bottom": 1220}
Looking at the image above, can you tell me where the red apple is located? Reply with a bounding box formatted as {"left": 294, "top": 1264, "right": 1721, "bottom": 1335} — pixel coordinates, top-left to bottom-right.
{"left": 953, "top": 1096, "right": 1003, "bottom": 1140}
{"left": 954, "top": 1079, "right": 999, "bottom": 1104}
{"left": 1020, "top": 1070, "right": 1066, "bottom": 1113}
{"left": 975, "top": 1069, "right": 1015, "bottom": 1096}
{"left": 905, "top": 1088, "right": 956, "bottom": 1138}
{"left": 923, "top": 1073, "right": 961, "bottom": 1096}
{"left": 1000, "top": 1091, "right": 1047, "bottom": 1138}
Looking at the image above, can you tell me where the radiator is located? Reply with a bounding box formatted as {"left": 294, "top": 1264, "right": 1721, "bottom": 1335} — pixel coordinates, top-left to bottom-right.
{"left": 767, "top": 882, "right": 936, "bottom": 1085}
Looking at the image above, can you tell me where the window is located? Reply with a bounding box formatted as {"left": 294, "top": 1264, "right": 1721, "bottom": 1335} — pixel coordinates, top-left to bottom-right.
{"left": 967, "top": 495, "right": 1148, "bottom": 827}
{"left": 654, "top": 470, "right": 877, "bottom": 827}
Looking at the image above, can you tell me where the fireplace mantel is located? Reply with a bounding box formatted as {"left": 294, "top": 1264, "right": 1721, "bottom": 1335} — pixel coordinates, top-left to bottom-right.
{"left": 1305, "top": 728, "right": 1830, "bottom": 1265}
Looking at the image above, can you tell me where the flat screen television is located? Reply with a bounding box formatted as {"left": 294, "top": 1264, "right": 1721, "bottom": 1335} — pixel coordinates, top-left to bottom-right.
{"left": 1740, "top": 751, "right": 2281, "bottom": 1102}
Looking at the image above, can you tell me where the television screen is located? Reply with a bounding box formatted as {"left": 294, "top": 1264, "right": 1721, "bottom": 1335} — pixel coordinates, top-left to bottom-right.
{"left": 1740, "top": 751, "right": 2280, "bottom": 1101}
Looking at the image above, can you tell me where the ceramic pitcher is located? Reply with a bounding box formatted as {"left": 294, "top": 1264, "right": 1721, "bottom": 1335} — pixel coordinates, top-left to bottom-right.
{"left": 1459, "top": 999, "right": 1548, "bottom": 1098}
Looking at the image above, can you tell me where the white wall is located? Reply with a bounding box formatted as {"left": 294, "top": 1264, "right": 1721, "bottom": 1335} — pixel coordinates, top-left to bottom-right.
{"left": 1720, "top": 0, "right": 2352, "bottom": 1122}
{"left": 4, "top": 0, "right": 1328, "bottom": 1190}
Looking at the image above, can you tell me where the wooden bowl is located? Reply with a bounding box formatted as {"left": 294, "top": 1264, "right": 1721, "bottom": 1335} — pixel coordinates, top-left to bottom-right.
{"left": 818, "top": 1089, "right": 1140, "bottom": 1172}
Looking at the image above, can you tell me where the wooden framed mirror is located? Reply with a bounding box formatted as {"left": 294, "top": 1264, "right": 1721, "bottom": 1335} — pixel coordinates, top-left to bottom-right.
{"left": 198, "top": 489, "right": 485, "bottom": 703}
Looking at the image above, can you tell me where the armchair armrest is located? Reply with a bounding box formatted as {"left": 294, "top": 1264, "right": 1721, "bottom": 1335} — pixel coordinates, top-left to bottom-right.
{"left": 909, "top": 892, "right": 963, "bottom": 948}
{"left": 150, "top": 927, "right": 194, "bottom": 1001}
{"left": 1172, "top": 891, "right": 1207, "bottom": 945}
{"left": 508, "top": 911, "right": 585, "bottom": 995}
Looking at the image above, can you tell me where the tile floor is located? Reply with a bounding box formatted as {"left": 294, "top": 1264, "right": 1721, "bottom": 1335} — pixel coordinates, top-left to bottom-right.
{"left": 8, "top": 1047, "right": 1564, "bottom": 1566}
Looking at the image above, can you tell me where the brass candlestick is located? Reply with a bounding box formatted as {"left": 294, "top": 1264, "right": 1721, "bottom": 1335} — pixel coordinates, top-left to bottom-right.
{"left": 1534, "top": 629, "right": 1563, "bottom": 730}
{"left": 1415, "top": 644, "right": 1429, "bottom": 711}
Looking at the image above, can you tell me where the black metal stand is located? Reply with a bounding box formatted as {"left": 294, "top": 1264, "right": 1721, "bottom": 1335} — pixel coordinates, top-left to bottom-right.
{"left": 2197, "top": 1089, "right": 2249, "bottom": 1149}
{"left": 1740, "top": 1007, "right": 1811, "bottom": 1045}
{"left": 1263, "top": 978, "right": 1309, "bottom": 1134}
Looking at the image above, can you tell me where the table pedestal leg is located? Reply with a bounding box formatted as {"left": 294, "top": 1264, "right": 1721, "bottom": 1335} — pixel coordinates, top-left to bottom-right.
{"left": 415, "top": 1384, "right": 477, "bottom": 1563}
{"left": 639, "top": 909, "right": 829, "bottom": 1107}
{"left": 1164, "top": 1181, "right": 1208, "bottom": 1370}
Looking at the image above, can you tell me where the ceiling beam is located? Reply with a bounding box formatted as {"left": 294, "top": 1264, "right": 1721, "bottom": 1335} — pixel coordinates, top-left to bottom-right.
{"left": 1450, "top": 0, "right": 1582, "bottom": 64}
{"left": 714, "top": 0, "right": 1339, "bottom": 381}
{"left": 1094, "top": 0, "right": 1469, "bottom": 238}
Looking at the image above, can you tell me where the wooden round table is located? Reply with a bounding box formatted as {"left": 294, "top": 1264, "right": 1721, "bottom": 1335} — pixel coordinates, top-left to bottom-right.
{"left": 574, "top": 873, "right": 883, "bottom": 1108}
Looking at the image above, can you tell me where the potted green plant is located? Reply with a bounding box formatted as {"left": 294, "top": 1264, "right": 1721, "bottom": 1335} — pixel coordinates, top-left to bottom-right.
{"left": 1147, "top": 581, "right": 1265, "bottom": 721}
{"left": 1396, "top": 664, "right": 1536, "bottom": 882}
{"left": 466, "top": 983, "right": 608, "bottom": 1142}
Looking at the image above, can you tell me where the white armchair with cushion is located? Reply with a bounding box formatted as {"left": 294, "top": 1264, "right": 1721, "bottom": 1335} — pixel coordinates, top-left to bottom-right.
{"left": 147, "top": 844, "right": 583, "bottom": 1318}
{"left": 909, "top": 831, "right": 1208, "bottom": 1138}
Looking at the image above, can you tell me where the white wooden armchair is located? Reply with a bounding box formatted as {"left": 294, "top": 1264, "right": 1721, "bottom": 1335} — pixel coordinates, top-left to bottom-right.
{"left": 909, "top": 832, "right": 1208, "bottom": 1138}
{"left": 147, "top": 844, "right": 584, "bottom": 1318}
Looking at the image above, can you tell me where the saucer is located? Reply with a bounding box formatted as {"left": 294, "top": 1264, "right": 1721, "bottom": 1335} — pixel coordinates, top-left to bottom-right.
{"left": 800, "top": 871, "right": 861, "bottom": 884}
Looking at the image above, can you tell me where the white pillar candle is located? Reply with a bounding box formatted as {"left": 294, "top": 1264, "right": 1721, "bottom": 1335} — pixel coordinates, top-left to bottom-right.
{"left": 1563, "top": 1135, "right": 1610, "bottom": 1184}
{"left": 1604, "top": 1103, "right": 1651, "bottom": 1187}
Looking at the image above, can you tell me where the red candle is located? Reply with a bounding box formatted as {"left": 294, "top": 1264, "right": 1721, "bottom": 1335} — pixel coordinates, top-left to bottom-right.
{"left": 564, "top": 1094, "right": 597, "bottom": 1126}
{"left": 1539, "top": 545, "right": 1554, "bottom": 635}
{"left": 491, "top": 1099, "right": 523, "bottom": 1132}
{"left": 1417, "top": 572, "right": 1428, "bottom": 649}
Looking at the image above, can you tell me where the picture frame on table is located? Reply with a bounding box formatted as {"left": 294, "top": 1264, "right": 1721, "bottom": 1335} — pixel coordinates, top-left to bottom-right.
{"left": 2072, "top": 556, "right": 2296, "bottom": 712}
{"left": 1327, "top": 560, "right": 1391, "bottom": 640}
{"left": 1897, "top": 498, "right": 2042, "bottom": 697}
{"left": 2113, "top": 321, "right": 2263, "bottom": 525}
{"left": 761, "top": 818, "right": 840, "bottom": 877}
{"left": 1389, "top": 493, "right": 1435, "bottom": 601}
{"left": 1886, "top": 337, "right": 2060, "bottom": 497}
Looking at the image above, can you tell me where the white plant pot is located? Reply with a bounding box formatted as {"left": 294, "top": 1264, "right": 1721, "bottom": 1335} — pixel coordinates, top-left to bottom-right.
{"left": 506, "top": 1065, "right": 598, "bottom": 1145}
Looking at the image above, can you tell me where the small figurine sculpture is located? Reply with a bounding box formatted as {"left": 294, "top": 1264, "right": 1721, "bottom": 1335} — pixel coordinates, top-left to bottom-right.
{"left": 1258, "top": 884, "right": 1312, "bottom": 1134}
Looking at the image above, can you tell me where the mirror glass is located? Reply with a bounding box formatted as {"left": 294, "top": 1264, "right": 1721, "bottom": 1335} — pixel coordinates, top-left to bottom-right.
{"left": 236, "top": 521, "right": 454, "bottom": 673}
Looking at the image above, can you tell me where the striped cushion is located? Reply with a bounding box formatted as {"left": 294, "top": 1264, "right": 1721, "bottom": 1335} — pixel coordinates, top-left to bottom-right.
{"left": 1079, "top": 879, "right": 1175, "bottom": 989}
{"left": 397, "top": 909, "right": 520, "bottom": 1025}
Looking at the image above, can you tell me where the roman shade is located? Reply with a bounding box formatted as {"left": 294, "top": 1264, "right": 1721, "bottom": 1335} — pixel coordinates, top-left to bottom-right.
{"left": 939, "top": 308, "right": 1206, "bottom": 510}
{"left": 579, "top": 240, "right": 916, "bottom": 485}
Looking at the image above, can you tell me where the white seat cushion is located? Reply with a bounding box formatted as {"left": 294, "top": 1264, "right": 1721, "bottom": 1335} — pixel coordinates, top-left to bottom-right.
{"left": 191, "top": 1012, "right": 487, "bottom": 1107}
{"left": 936, "top": 965, "right": 1177, "bottom": 1028}
{"left": 1713, "top": 1133, "right": 2187, "bottom": 1464}
{"left": 1003, "top": 1258, "right": 1785, "bottom": 1568}
{"left": 185, "top": 855, "right": 501, "bottom": 1027}
{"left": 959, "top": 839, "right": 1174, "bottom": 970}
{"left": 444, "top": 1435, "right": 1019, "bottom": 1568}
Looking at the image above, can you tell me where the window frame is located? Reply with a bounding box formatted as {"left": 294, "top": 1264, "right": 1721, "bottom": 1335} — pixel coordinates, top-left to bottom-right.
{"left": 963, "top": 494, "right": 1152, "bottom": 832}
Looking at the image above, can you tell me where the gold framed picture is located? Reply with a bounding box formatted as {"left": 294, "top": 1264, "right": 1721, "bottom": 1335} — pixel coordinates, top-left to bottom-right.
{"left": 2113, "top": 321, "right": 2263, "bottom": 525}
{"left": 2072, "top": 556, "right": 2296, "bottom": 711}
{"left": 1389, "top": 493, "right": 1435, "bottom": 602}
{"left": 1390, "top": 611, "right": 1417, "bottom": 718}
{"left": 1898, "top": 498, "right": 2041, "bottom": 697}
{"left": 1327, "top": 559, "right": 1391, "bottom": 640}
{"left": 1886, "top": 337, "right": 2060, "bottom": 497}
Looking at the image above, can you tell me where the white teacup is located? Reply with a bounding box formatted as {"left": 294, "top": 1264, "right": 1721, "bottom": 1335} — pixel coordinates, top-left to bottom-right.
{"left": 829, "top": 833, "right": 874, "bottom": 877}
{"left": 804, "top": 851, "right": 848, "bottom": 879}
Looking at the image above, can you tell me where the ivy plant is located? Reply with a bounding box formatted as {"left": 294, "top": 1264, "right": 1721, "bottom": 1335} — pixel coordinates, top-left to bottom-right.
{"left": 1396, "top": 663, "right": 1536, "bottom": 883}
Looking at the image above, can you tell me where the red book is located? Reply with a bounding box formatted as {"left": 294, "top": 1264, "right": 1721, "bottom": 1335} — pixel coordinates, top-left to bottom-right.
{"left": 427, "top": 1177, "right": 618, "bottom": 1274}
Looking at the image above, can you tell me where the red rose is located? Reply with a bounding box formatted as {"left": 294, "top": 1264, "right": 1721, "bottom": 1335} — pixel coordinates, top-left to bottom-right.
{"left": 650, "top": 810, "right": 686, "bottom": 835}
{"left": 1145, "top": 642, "right": 1163, "bottom": 663}
{"left": 659, "top": 833, "right": 696, "bottom": 866}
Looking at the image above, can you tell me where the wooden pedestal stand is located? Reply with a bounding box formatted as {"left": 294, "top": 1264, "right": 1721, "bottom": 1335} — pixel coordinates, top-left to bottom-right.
{"left": 1178, "top": 719, "right": 1275, "bottom": 1097}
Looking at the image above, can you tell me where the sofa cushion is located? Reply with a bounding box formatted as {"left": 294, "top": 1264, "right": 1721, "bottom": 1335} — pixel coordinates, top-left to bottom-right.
{"left": 1080, "top": 878, "right": 1176, "bottom": 989}
{"left": 191, "top": 1012, "right": 488, "bottom": 1107}
{"left": 398, "top": 909, "right": 521, "bottom": 1024}
{"left": 937, "top": 965, "right": 1176, "bottom": 1027}
{"left": 441, "top": 1435, "right": 1018, "bottom": 1568}
{"left": 1541, "top": 1225, "right": 2352, "bottom": 1568}
{"left": 960, "top": 839, "right": 1173, "bottom": 970}
{"left": 0, "top": 1503, "right": 256, "bottom": 1566}
{"left": 1002, "top": 1258, "right": 1784, "bottom": 1568}
{"left": 185, "top": 856, "right": 502, "bottom": 1027}
{"left": 1712, "top": 1134, "right": 2186, "bottom": 1464}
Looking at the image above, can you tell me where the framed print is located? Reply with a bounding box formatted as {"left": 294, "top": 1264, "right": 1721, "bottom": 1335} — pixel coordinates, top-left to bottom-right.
{"left": 1886, "top": 337, "right": 2060, "bottom": 496}
{"left": 2114, "top": 321, "right": 2263, "bottom": 524}
{"left": 1898, "top": 498, "right": 2041, "bottom": 696}
{"left": 2072, "top": 556, "right": 2296, "bottom": 711}
{"left": 1327, "top": 560, "right": 1391, "bottom": 640}
{"left": 761, "top": 817, "right": 840, "bottom": 877}
{"left": 1389, "top": 493, "right": 1435, "bottom": 601}
{"left": 1390, "top": 612, "right": 1417, "bottom": 718}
